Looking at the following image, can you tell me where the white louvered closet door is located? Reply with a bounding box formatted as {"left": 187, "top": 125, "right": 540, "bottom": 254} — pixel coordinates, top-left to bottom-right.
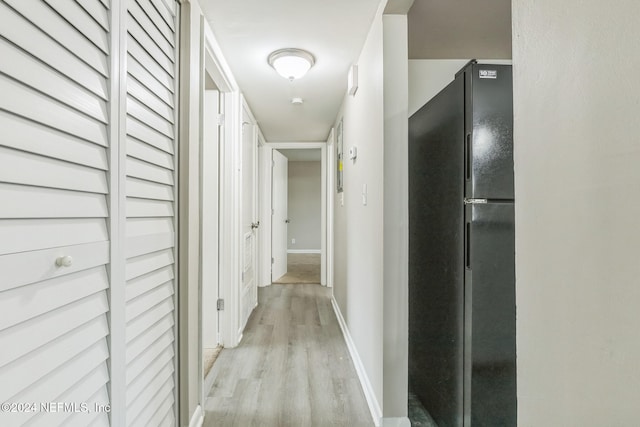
{"left": 124, "top": 0, "right": 178, "bottom": 425}
{"left": 0, "top": 0, "right": 112, "bottom": 426}
{"left": 0, "top": 0, "right": 179, "bottom": 426}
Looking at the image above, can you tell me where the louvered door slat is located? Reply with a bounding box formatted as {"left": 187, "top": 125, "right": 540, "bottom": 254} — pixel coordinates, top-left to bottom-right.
{"left": 127, "top": 116, "right": 175, "bottom": 153}
{"left": 0, "top": 146, "right": 108, "bottom": 194}
{"left": 127, "top": 136, "right": 174, "bottom": 169}
{"left": 127, "top": 35, "right": 174, "bottom": 90}
{"left": 76, "top": 0, "right": 110, "bottom": 31}
{"left": 125, "top": 298, "right": 174, "bottom": 343}
{"left": 125, "top": 313, "right": 174, "bottom": 363}
{"left": 0, "top": 111, "right": 108, "bottom": 171}
{"left": 0, "top": 76, "right": 108, "bottom": 147}
{"left": 128, "top": 0, "right": 174, "bottom": 59}
{"left": 0, "top": 38, "right": 109, "bottom": 124}
{"left": 150, "top": 0, "right": 175, "bottom": 31}
{"left": 0, "top": 292, "right": 109, "bottom": 369}
{"left": 0, "top": 2, "right": 108, "bottom": 99}
{"left": 0, "top": 316, "right": 109, "bottom": 403}
{"left": 127, "top": 375, "right": 173, "bottom": 422}
{"left": 127, "top": 14, "right": 174, "bottom": 76}
{"left": 0, "top": 218, "right": 107, "bottom": 255}
{"left": 128, "top": 75, "right": 175, "bottom": 123}
{"left": 0, "top": 183, "right": 108, "bottom": 218}
{"left": 128, "top": 54, "right": 174, "bottom": 106}
{"left": 135, "top": 0, "right": 175, "bottom": 47}
{"left": 4, "top": 0, "right": 109, "bottom": 76}
{"left": 44, "top": 0, "right": 109, "bottom": 53}
{"left": 6, "top": 340, "right": 109, "bottom": 425}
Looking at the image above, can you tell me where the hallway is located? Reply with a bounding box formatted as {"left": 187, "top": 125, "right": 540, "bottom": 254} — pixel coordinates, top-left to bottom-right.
{"left": 204, "top": 285, "right": 373, "bottom": 426}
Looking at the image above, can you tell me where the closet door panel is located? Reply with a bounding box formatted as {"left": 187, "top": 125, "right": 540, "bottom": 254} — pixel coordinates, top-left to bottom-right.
{"left": 0, "top": 3, "right": 112, "bottom": 426}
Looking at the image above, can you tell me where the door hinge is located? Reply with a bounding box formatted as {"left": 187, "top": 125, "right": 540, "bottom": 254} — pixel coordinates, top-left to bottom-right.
{"left": 271, "top": 257, "right": 274, "bottom": 264}
{"left": 217, "top": 299, "right": 224, "bottom": 311}
{"left": 217, "top": 114, "right": 225, "bottom": 126}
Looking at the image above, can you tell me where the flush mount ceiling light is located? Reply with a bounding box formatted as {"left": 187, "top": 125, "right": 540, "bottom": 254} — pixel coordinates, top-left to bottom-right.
{"left": 268, "top": 48, "right": 315, "bottom": 81}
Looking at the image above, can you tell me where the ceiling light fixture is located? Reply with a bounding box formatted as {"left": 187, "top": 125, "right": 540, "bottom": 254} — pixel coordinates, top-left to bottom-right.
{"left": 268, "top": 48, "right": 315, "bottom": 81}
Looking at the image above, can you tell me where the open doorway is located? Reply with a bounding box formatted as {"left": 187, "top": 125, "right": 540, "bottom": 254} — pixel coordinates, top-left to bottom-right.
{"left": 273, "top": 148, "right": 322, "bottom": 284}
{"left": 258, "top": 142, "right": 329, "bottom": 288}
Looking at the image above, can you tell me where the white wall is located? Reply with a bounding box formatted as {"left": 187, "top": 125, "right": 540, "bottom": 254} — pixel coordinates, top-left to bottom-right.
{"left": 287, "top": 161, "right": 321, "bottom": 251}
{"left": 333, "top": 3, "right": 385, "bottom": 418}
{"left": 382, "top": 14, "right": 409, "bottom": 420}
{"left": 408, "top": 59, "right": 512, "bottom": 116}
{"left": 512, "top": 1, "right": 640, "bottom": 425}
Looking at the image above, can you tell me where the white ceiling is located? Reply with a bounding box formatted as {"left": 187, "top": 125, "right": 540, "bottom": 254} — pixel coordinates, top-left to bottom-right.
{"left": 200, "top": 0, "right": 382, "bottom": 142}
{"left": 200, "top": 0, "right": 511, "bottom": 142}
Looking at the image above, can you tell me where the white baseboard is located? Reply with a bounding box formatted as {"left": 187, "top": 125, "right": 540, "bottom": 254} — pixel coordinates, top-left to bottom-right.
{"left": 189, "top": 405, "right": 204, "bottom": 427}
{"left": 287, "top": 249, "right": 321, "bottom": 254}
{"left": 381, "top": 417, "right": 411, "bottom": 427}
{"left": 331, "top": 297, "right": 383, "bottom": 426}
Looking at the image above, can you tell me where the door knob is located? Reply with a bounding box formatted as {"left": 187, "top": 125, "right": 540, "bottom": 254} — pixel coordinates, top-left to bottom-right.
{"left": 251, "top": 221, "right": 260, "bottom": 229}
{"left": 285, "top": 219, "right": 290, "bottom": 224}
{"left": 56, "top": 255, "right": 73, "bottom": 267}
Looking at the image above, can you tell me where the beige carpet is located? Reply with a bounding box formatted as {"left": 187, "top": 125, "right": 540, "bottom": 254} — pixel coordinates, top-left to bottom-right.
{"left": 204, "top": 345, "right": 222, "bottom": 378}
{"left": 273, "top": 253, "right": 320, "bottom": 284}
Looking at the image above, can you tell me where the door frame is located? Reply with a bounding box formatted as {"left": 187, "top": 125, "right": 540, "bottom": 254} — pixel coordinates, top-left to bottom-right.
{"left": 178, "top": 11, "right": 242, "bottom": 424}
{"left": 258, "top": 142, "right": 330, "bottom": 287}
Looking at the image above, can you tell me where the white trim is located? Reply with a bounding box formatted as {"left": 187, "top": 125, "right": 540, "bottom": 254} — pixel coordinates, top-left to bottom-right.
{"left": 287, "top": 249, "right": 321, "bottom": 254}
{"left": 381, "top": 417, "right": 411, "bottom": 427}
{"left": 219, "top": 90, "right": 242, "bottom": 347}
{"left": 326, "top": 128, "right": 335, "bottom": 287}
{"left": 189, "top": 405, "right": 204, "bottom": 427}
{"left": 107, "top": 1, "right": 126, "bottom": 424}
{"left": 331, "top": 297, "right": 382, "bottom": 426}
{"left": 172, "top": 5, "right": 181, "bottom": 425}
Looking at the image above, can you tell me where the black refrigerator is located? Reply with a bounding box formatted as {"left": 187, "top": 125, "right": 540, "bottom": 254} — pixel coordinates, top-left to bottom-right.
{"left": 408, "top": 61, "right": 516, "bottom": 427}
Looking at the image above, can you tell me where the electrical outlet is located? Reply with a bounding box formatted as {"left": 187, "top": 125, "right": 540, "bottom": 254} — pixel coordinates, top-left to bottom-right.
{"left": 291, "top": 238, "right": 296, "bottom": 245}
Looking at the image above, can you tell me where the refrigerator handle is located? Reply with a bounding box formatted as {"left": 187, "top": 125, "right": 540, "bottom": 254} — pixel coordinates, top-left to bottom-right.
{"left": 465, "top": 220, "right": 471, "bottom": 269}
{"left": 465, "top": 133, "right": 471, "bottom": 181}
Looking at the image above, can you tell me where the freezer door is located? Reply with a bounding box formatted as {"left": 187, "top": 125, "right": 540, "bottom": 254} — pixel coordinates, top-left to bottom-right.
{"left": 464, "top": 64, "right": 514, "bottom": 200}
{"left": 409, "top": 76, "right": 465, "bottom": 427}
{"left": 464, "top": 202, "right": 517, "bottom": 426}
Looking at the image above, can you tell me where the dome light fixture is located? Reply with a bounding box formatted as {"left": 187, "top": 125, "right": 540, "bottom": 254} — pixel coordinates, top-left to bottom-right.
{"left": 268, "top": 48, "right": 315, "bottom": 81}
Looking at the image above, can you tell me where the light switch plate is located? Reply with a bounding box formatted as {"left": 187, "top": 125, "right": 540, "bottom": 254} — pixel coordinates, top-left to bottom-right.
{"left": 362, "top": 183, "right": 367, "bottom": 206}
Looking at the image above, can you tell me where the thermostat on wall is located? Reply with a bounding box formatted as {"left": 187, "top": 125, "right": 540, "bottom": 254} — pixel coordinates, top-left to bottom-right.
{"left": 348, "top": 146, "right": 357, "bottom": 160}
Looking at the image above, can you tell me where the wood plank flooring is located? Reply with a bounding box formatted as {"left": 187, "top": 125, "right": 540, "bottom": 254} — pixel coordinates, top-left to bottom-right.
{"left": 273, "top": 253, "right": 321, "bottom": 284}
{"left": 204, "top": 284, "right": 374, "bottom": 427}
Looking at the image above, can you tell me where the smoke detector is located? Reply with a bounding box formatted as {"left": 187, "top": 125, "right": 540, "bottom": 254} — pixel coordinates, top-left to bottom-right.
{"left": 291, "top": 97, "right": 304, "bottom": 105}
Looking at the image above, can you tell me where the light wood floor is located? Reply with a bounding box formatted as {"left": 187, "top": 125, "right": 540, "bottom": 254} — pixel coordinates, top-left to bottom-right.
{"left": 273, "top": 253, "right": 321, "bottom": 284}
{"left": 204, "top": 284, "right": 373, "bottom": 427}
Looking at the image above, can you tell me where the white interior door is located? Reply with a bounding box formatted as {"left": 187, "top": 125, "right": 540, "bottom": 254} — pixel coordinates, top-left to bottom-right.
{"left": 240, "top": 110, "right": 257, "bottom": 329}
{"left": 272, "top": 150, "right": 289, "bottom": 282}
{"left": 0, "top": 2, "right": 113, "bottom": 425}
{"left": 0, "top": 0, "right": 179, "bottom": 425}
{"left": 123, "top": 0, "right": 179, "bottom": 424}
{"left": 202, "top": 90, "right": 220, "bottom": 348}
